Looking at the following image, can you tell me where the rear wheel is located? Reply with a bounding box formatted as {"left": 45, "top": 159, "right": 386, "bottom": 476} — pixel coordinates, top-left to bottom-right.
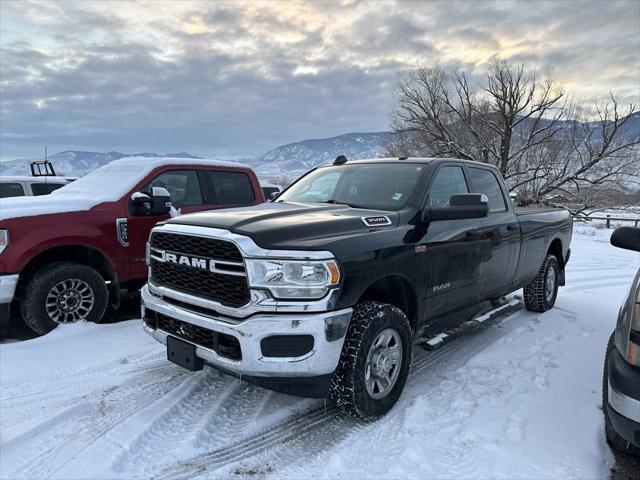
{"left": 330, "top": 301, "right": 413, "bottom": 422}
{"left": 20, "top": 262, "right": 108, "bottom": 336}
{"left": 524, "top": 254, "right": 559, "bottom": 312}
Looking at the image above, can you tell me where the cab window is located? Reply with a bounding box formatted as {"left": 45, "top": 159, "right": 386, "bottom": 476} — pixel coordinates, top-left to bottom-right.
{"left": 31, "top": 183, "right": 65, "bottom": 196}
{"left": 428, "top": 166, "right": 469, "bottom": 205}
{"left": 143, "top": 170, "right": 203, "bottom": 208}
{"left": 203, "top": 171, "right": 255, "bottom": 205}
{"left": 0, "top": 183, "right": 25, "bottom": 198}
{"left": 469, "top": 167, "right": 507, "bottom": 212}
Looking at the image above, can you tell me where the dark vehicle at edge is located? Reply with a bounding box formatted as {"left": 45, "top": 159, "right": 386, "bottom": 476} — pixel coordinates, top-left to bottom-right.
{"left": 141, "top": 157, "right": 573, "bottom": 421}
{"left": 604, "top": 226, "right": 640, "bottom": 456}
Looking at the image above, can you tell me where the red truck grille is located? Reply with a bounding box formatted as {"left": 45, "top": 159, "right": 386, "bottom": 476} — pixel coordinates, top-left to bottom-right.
{"left": 150, "top": 233, "right": 250, "bottom": 308}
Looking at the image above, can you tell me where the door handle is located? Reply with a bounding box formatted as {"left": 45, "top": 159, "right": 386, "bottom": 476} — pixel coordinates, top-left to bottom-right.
{"left": 466, "top": 229, "right": 484, "bottom": 240}
{"left": 506, "top": 225, "right": 519, "bottom": 232}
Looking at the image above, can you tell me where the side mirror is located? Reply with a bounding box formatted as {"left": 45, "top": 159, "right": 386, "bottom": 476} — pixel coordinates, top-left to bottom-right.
{"left": 268, "top": 191, "right": 280, "bottom": 202}
{"left": 611, "top": 227, "right": 640, "bottom": 252}
{"left": 422, "top": 193, "right": 489, "bottom": 222}
{"left": 130, "top": 187, "right": 172, "bottom": 216}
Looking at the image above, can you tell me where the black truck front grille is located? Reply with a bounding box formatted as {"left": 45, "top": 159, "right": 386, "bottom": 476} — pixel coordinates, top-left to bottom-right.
{"left": 150, "top": 232, "right": 250, "bottom": 308}
{"left": 152, "top": 232, "right": 243, "bottom": 262}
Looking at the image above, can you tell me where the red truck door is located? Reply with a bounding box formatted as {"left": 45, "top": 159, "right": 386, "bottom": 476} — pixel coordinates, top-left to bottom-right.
{"left": 126, "top": 167, "right": 262, "bottom": 280}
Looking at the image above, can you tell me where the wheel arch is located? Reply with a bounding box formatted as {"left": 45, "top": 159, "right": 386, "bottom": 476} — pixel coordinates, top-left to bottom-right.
{"left": 547, "top": 237, "right": 564, "bottom": 269}
{"left": 16, "top": 244, "right": 119, "bottom": 304}
{"left": 356, "top": 274, "right": 418, "bottom": 332}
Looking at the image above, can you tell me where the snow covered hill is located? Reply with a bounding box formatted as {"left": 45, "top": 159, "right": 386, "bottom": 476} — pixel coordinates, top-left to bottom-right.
{"left": 0, "top": 132, "right": 394, "bottom": 181}
{"left": 0, "top": 151, "right": 202, "bottom": 177}
{"left": 249, "top": 131, "right": 394, "bottom": 179}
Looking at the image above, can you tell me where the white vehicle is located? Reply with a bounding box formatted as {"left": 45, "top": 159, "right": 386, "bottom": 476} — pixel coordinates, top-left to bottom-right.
{"left": 0, "top": 175, "right": 75, "bottom": 198}
{"left": 261, "top": 182, "right": 282, "bottom": 200}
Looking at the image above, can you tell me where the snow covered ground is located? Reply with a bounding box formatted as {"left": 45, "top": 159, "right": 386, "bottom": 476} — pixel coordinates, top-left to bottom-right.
{"left": 1, "top": 225, "right": 638, "bottom": 480}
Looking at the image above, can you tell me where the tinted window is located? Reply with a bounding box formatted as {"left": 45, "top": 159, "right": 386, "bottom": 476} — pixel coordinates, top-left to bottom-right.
{"left": 278, "top": 164, "right": 424, "bottom": 211}
{"left": 144, "top": 170, "right": 202, "bottom": 208}
{"left": 469, "top": 167, "right": 507, "bottom": 212}
{"left": 31, "top": 183, "right": 65, "bottom": 196}
{"left": 428, "top": 166, "right": 469, "bottom": 205}
{"left": 262, "top": 186, "right": 280, "bottom": 198}
{"left": 0, "top": 183, "right": 25, "bottom": 198}
{"left": 205, "top": 171, "right": 255, "bottom": 205}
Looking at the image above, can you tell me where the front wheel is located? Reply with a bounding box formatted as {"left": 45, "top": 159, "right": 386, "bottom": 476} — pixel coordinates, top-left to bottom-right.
{"left": 330, "top": 301, "right": 413, "bottom": 422}
{"left": 20, "top": 262, "right": 108, "bottom": 336}
{"left": 524, "top": 254, "right": 559, "bottom": 312}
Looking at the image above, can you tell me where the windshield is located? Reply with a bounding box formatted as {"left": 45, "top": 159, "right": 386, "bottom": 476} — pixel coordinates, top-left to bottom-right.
{"left": 277, "top": 163, "right": 425, "bottom": 211}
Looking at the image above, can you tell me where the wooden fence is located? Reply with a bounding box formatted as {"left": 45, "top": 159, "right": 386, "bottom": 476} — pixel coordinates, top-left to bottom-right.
{"left": 573, "top": 215, "right": 640, "bottom": 228}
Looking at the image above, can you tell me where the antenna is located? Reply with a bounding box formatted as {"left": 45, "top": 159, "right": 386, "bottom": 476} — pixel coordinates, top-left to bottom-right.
{"left": 334, "top": 155, "right": 348, "bottom": 165}
{"left": 45, "top": 146, "right": 47, "bottom": 161}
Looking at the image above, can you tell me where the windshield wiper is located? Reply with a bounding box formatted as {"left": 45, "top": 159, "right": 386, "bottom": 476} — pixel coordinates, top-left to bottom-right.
{"left": 324, "top": 199, "right": 367, "bottom": 209}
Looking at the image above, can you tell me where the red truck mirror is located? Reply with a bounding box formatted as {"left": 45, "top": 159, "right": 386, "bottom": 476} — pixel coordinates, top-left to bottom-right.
{"left": 129, "top": 187, "right": 172, "bottom": 216}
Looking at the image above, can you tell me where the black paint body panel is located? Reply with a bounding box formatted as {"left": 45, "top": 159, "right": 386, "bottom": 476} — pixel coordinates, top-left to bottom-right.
{"left": 168, "top": 159, "right": 573, "bottom": 335}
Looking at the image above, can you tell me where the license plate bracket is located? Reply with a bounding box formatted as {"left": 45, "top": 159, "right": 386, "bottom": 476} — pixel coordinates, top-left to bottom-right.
{"left": 167, "top": 335, "right": 204, "bottom": 371}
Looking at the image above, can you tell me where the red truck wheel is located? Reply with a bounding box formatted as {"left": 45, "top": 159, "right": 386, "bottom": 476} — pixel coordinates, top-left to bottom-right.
{"left": 20, "top": 262, "right": 108, "bottom": 335}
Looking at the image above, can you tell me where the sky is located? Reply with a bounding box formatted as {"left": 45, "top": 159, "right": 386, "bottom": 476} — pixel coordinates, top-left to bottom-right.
{"left": 1, "top": 0, "right": 639, "bottom": 160}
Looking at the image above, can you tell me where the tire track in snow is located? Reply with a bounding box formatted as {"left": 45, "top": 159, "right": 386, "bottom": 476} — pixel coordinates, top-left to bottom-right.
{"left": 2, "top": 364, "right": 189, "bottom": 480}
{"left": 157, "top": 308, "right": 528, "bottom": 480}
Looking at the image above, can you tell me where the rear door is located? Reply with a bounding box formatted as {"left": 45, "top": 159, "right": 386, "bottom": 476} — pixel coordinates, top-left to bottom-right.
{"left": 466, "top": 166, "right": 521, "bottom": 298}
{"left": 421, "top": 164, "right": 486, "bottom": 319}
{"left": 200, "top": 169, "right": 258, "bottom": 208}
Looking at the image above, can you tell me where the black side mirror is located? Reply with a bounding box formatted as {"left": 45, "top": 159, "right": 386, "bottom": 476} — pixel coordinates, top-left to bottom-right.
{"left": 268, "top": 191, "right": 280, "bottom": 202}
{"left": 130, "top": 187, "right": 172, "bottom": 216}
{"left": 611, "top": 227, "right": 640, "bottom": 252}
{"left": 422, "top": 193, "right": 489, "bottom": 222}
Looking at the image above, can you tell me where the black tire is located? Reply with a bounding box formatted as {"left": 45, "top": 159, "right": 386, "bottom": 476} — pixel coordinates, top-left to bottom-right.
{"left": 603, "top": 333, "right": 640, "bottom": 457}
{"left": 524, "top": 254, "right": 559, "bottom": 312}
{"left": 20, "top": 262, "right": 108, "bottom": 336}
{"left": 329, "top": 301, "right": 413, "bottom": 422}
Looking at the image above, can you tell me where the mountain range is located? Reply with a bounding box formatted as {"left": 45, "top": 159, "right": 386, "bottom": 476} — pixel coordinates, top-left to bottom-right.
{"left": 0, "top": 132, "right": 394, "bottom": 181}
{"left": 1, "top": 112, "right": 637, "bottom": 182}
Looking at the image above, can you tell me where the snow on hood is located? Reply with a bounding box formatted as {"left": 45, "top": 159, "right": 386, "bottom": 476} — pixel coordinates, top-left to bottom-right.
{"left": 0, "top": 156, "right": 247, "bottom": 221}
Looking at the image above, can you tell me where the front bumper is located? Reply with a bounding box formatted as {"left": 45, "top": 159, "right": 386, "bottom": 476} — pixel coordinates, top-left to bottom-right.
{"left": 608, "top": 343, "right": 640, "bottom": 447}
{"left": 0, "top": 274, "right": 19, "bottom": 326}
{"left": 141, "top": 285, "right": 351, "bottom": 378}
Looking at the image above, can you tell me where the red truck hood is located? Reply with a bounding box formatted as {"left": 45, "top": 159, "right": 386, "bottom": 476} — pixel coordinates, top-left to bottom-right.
{"left": 0, "top": 194, "right": 96, "bottom": 221}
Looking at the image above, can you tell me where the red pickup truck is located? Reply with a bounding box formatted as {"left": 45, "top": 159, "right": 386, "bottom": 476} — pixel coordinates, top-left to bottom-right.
{"left": 0, "top": 157, "right": 264, "bottom": 335}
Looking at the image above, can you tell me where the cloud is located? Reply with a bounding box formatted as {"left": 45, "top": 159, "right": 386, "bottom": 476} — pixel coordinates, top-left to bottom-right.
{"left": 1, "top": 0, "right": 638, "bottom": 158}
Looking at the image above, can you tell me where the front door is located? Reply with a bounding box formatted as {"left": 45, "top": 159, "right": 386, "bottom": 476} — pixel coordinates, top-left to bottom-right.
{"left": 127, "top": 169, "right": 206, "bottom": 279}
{"left": 421, "top": 165, "right": 487, "bottom": 322}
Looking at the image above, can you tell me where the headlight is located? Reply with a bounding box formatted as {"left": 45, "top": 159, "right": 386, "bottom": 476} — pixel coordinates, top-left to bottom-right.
{"left": 245, "top": 259, "right": 340, "bottom": 299}
{"left": 0, "top": 229, "right": 8, "bottom": 255}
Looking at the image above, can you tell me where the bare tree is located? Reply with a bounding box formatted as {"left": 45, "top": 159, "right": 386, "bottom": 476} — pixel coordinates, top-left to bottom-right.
{"left": 388, "top": 60, "right": 640, "bottom": 210}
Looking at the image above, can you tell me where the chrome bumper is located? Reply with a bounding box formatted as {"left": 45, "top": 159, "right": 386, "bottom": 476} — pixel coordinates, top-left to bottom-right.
{"left": 141, "top": 285, "right": 351, "bottom": 377}
{"left": 609, "top": 382, "right": 640, "bottom": 424}
{"left": 0, "top": 273, "right": 19, "bottom": 304}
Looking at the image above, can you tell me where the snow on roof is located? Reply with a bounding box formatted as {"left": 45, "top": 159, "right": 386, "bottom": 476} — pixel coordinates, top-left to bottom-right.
{"left": 0, "top": 156, "right": 250, "bottom": 221}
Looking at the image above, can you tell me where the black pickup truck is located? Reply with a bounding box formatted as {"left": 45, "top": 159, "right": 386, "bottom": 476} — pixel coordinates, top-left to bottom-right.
{"left": 141, "top": 157, "right": 572, "bottom": 421}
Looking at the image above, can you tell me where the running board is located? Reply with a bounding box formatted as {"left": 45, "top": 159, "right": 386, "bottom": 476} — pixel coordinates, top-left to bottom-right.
{"left": 417, "top": 297, "right": 523, "bottom": 351}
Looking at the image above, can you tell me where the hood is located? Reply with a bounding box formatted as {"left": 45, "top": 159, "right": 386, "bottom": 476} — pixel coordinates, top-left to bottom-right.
{"left": 0, "top": 195, "right": 93, "bottom": 221}
{"left": 167, "top": 202, "right": 399, "bottom": 249}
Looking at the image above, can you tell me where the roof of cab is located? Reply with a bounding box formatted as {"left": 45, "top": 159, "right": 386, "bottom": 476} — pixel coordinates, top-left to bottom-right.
{"left": 321, "top": 157, "right": 492, "bottom": 167}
